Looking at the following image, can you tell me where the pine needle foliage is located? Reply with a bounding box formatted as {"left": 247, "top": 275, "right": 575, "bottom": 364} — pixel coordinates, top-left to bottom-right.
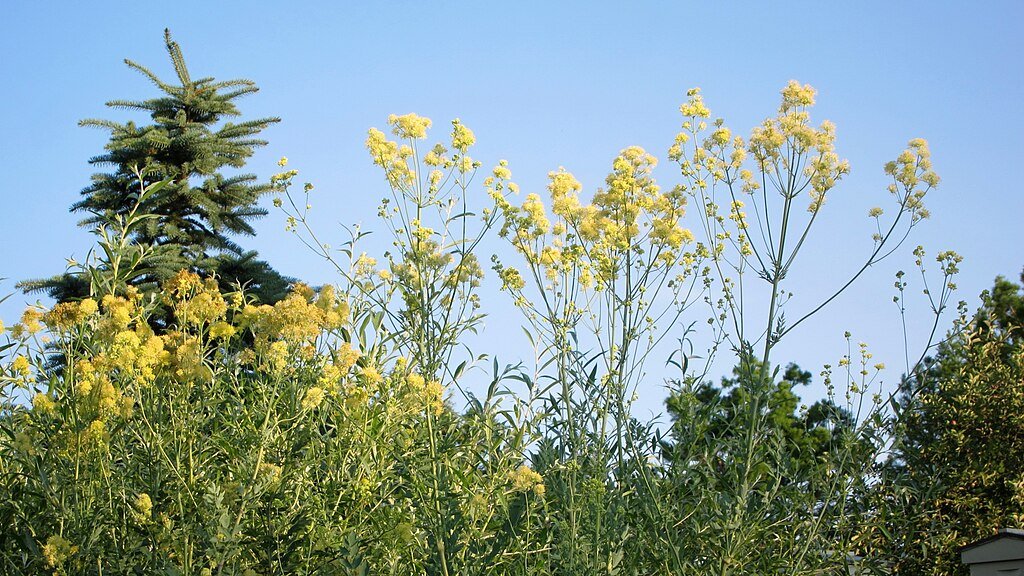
{"left": 22, "top": 29, "right": 290, "bottom": 305}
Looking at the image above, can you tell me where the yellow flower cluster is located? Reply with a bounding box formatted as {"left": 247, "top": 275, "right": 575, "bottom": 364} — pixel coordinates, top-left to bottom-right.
{"left": 508, "top": 465, "right": 545, "bottom": 496}
{"left": 163, "top": 332, "right": 211, "bottom": 382}
{"left": 14, "top": 306, "right": 44, "bottom": 337}
{"left": 495, "top": 147, "right": 693, "bottom": 296}
{"left": 450, "top": 118, "right": 476, "bottom": 152}
{"left": 32, "top": 392, "right": 57, "bottom": 414}
{"left": 134, "top": 492, "right": 153, "bottom": 520}
{"left": 673, "top": 82, "right": 852, "bottom": 220}
{"left": 301, "top": 386, "right": 326, "bottom": 411}
{"left": 43, "top": 298, "right": 98, "bottom": 331}
{"left": 99, "top": 292, "right": 141, "bottom": 334}
{"left": 548, "top": 167, "right": 583, "bottom": 217}
{"left": 360, "top": 365, "right": 384, "bottom": 385}
{"left": 334, "top": 342, "right": 362, "bottom": 373}
{"left": 779, "top": 80, "right": 817, "bottom": 112}
{"left": 43, "top": 535, "right": 78, "bottom": 569}
{"left": 366, "top": 114, "right": 481, "bottom": 193}
{"left": 404, "top": 372, "right": 445, "bottom": 415}
{"left": 679, "top": 88, "right": 711, "bottom": 118}
{"left": 388, "top": 113, "right": 432, "bottom": 140}
{"left": 366, "top": 127, "right": 415, "bottom": 189}
{"left": 11, "top": 354, "right": 31, "bottom": 377}
{"left": 447, "top": 252, "right": 484, "bottom": 288}
{"left": 259, "top": 462, "right": 283, "bottom": 487}
{"left": 885, "top": 138, "right": 938, "bottom": 221}
{"left": 241, "top": 283, "right": 349, "bottom": 344}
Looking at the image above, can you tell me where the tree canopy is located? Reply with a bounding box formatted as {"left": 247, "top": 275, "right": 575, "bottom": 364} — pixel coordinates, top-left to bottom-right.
{"left": 871, "top": 270, "right": 1024, "bottom": 575}
{"left": 21, "top": 30, "right": 291, "bottom": 305}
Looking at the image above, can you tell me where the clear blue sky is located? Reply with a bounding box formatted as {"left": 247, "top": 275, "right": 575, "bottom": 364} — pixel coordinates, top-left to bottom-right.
{"left": 2, "top": 1, "right": 1022, "bottom": 417}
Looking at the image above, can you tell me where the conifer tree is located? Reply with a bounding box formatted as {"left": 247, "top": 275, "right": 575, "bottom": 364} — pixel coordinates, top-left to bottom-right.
{"left": 22, "top": 29, "right": 291, "bottom": 304}
{"left": 666, "top": 358, "right": 857, "bottom": 476}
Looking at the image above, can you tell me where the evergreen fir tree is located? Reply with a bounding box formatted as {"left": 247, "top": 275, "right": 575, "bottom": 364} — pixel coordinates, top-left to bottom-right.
{"left": 21, "top": 29, "right": 291, "bottom": 304}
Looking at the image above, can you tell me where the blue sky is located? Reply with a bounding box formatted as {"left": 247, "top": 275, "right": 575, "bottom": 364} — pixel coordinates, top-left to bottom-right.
{"left": 2, "top": 1, "right": 1022, "bottom": 417}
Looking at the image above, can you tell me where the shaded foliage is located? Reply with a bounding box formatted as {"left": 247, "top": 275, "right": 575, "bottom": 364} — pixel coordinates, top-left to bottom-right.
{"left": 871, "top": 271, "right": 1024, "bottom": 575}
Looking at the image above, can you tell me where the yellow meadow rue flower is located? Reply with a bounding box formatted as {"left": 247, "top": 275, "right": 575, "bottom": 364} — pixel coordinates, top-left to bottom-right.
{"left": 227, "top": 291, "right": 245, "bottom": 309}
{"left": 163, "top": 269, "right": 203, "bottom": 300}
{"left": 428, "top": 141, "right": 452, "bottom": 163}
{"left": 448, "top": 253, "right": 484, "bottom": 287}
{"left": 43, "top": 301, "right": 90, "bottom": 331}
{"left": 679, "top": 88, "right": 711, "bottom": 118}
{"left": 366, "top": 126, "right": 415, "bottom": 188}
{"left": 134, "top": 492, "right": 153, "bottom": 520}
{"left": 96, "top": 328, "right": 165, "bottom": 385}
{"left": 359, "top": 365, "right": 383, "bottom": 385}
{"left": 548, "top": 167, "right": 583, "bottom": 213}
{"left": 450, "top": 119, "right": 476, "bottom": 151}
{"left": 345, "top": 383, "right": 370, "bottom": 410}
{"left": 179, "top": 291, "right": 228, "bottom": 326}
{"left": 353, "top": 476, "right": 375, "bottom": 503}
{"left": 366, "top": 127, "right": 397, "bottom": 163}
{"left": 168, "top": 334, "right": 210, "bottom": 382}
{"left": 290, "top": 282, "right": 314, "bottom": 302}
{"left": 334, "top": 342, "right": 362, "bottom": 372}
{"left": 885, "top": 138, "right": 938, "bottom": 220}
{"left": 521, "top": 193, "right": 550, "bottom": 238}
{"left": 497, "top": 266, "right": 526, "bottom": 292}
{"left": 389, "top": 113, "right": 432, "bottom": 139}
{"left": 0, "top": 319, "right": 5, "bottom": 335}
{"left": 119, "top": 395, "right": 135, "bottom": 418}
{"left": 406, "top": 372, "right": 426, "bottom": 391}
{"left": 79, "top": 298, "right": 98, "bottom": 316}
{"left": 43, "top": 535, "right": 78, "bottom": 569}
{"left": 779, "top": 80, "right": 817, "bottom": 112}
{"left": 101, "top": 294, "right": 135, "bottom": 329}
{"left": 135, "top": 335, "right": 168, "bottom": 384}
{"left": 73, "top": 359, "right": 96, "bottom": 392}
{"left": 244, "top": 286, "right": 346, "bottom": 344}
{"left": 492, "top": 159, "right": 512, "bottom": 180}
{"left": 264, "top": 340, "right": 290, "bottom": 374}
{"left": 259, "top": 462, "right": 283, "bottom": 487}
{"left": 209, "top": 321, "right": 236, "bottom": 340}
{"left": 650, "top": 217, "right": 693, "bottom": 250}
{"left": 92, "top": 377, "right": 120, "bottom": 414}
{"left": 539, "top": 246, "right": 561, "bottom": 269}
{"left": 165, "top": 272, "right": 228, "bottom": 326}
{"left": 424, "top": 379, "right": 444, "bottom": 415}
{"left": 318, "top": 363, "right": 343, "bottom": 393}
{"left": 108, "top": 330, "right": 142, "bottom": 371}
{"left": 509, "top": 465, "right": 545, "bottom": 496}
{"left": 314, "top": 284, "right": 348, "bottom": 330}
{"left": 353, "top": 253, "right": 378, "bottom": 278}
{"left": 32, "top": 393, "right": 56, "bottom": 415}
{"left": 301, "top": 386, "right": 326, "bottom": 411}
{"left": 11, "top": 355, "right": 31, "bottom": 376}
{"left": 84, "top": 419, "right": 109, "bottom": 449}
{"left": 20, "top": 307, "right": 44, "bottom": 335}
